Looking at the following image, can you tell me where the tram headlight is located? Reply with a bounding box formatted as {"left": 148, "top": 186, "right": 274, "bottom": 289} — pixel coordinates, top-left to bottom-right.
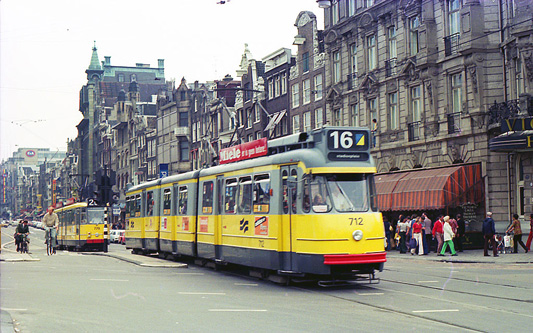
{"left": 352, "top": 230, "right": 363, "bottom": 241}
{"left": 87, "top": 232, "right": 91, "bottom": 238}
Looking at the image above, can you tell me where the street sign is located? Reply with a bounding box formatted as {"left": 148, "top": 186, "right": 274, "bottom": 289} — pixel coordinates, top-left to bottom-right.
{"left": 159, "top": 163, "right": 169, "bottom": 178}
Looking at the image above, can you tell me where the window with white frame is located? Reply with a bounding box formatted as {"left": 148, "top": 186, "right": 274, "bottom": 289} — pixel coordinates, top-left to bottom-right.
{"left": 268, "top": 78, "right": 274, "bottom": 99}
{"left": 365, "top": 0, "right": 375, "bottom": 7}
{"left": 274, "top": 75, "right": 280, "bottom": 97}
{"left": 368, "top": 98, "right": 377, "bottom": 127}
{"left": 451, "top": 73, "right": 462, "bottom": 114}
{"left": 350, "top": 43, "right": 358, "bottom": 87}
{"left": 350, "top": 104, "right": 359, "bottom": 127}
{"left": 331, "top": 1, "right": 339, "bottom": 24}
{"left": 388, "top": 26, "right": 397, "bottom": 59}
{"left": 388, "top": 92, "right": 398, "bottom": 130}
{"left": 303, "top": 79, "right": 311, "bottom": 104}
{"left": 281, "top": 72, "right": 287, "bottom": 94}
{"left": 334, "top": 108, "right": 341, "bottom": 126}
{"left": 409, "top": 16, "right": 420, "bottom": 56}
{"left": 256, "top": 131, "right": 261, "bottom": 140}
{"left": 448, "top": 0, "right": 462, "bottom": 35}
{"left": 349, "top": 0, "right": 356, "bottom": 16}
{"left": 247, "top": 108, "right": 253, "bottom": 128}
{"left": 333, "top": 51, "right": 341, "bottom": 83}
{"left": 516, "top": 57, "right": 525, "bottom": 99}
{"left": 255, "top": 105, "right": 261, "bottom": 123}
{"left": 292, "top": 114, "right": 301, "bottom": 133}
{"left": 303, "top": 111, "right": 311, "bottom": 131}
{"left": 367, "top": 35, "right": 377, "bottom": 71}
{"left": 411, "top": 86, "right": 421, "bottom": 122}
{"left": 314, "top": 74, "right": 323, "bottom": 100}
{"left": 314, "top": 108, "right": 323, "bottom": 129}
{"left": 291, "top": 84, "right": 300, "bottom": 108}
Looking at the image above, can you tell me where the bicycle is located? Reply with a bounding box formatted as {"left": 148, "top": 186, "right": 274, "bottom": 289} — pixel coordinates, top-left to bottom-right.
{"left": 16, "top": 233, "right": 29, "bottom": 253}
{"left": 46, "top": 227, "right": 56, "bottom": 255}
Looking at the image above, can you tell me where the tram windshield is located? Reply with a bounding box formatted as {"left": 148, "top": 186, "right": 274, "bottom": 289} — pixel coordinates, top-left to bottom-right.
{"left": 87, "top": 207, "right": 105, "bottom": 224}
{"left": 310, "top": 174, "right": 369, "bottom": 212}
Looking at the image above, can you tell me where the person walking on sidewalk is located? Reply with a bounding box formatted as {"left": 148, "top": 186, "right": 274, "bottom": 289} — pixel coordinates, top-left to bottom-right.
{"left": 411, "top": 216, "right": 424, "bottom": 255}
{"left": 526, "top": 213, "right": 533, "bottom": 251}
{"left": 483, "top": 212, "right": 498, "bottom": 257}
{"left": 397, "top": 217, "right": 410, "bottom": 254}
{"left": 439, "top": 216, "right": 457, "bottom": 256}
{"left": 507, "top": 214, "right": 528, "bottom": 253}
{"left": 455, "top": 213, "right": 465, "bottom": 252}
{"left": 432, "top": 216, "right": 444, "bottom": 255}
{"left": 422, "top": 213, "right": 431, "bottom": 254}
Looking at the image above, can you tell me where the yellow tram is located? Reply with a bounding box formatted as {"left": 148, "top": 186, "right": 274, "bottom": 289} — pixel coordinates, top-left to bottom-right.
{"left": 56, "top": 201, "right": 107, "bottom": 251}
{"left": 125, "top": 126, "right": 386, "bottom": 281}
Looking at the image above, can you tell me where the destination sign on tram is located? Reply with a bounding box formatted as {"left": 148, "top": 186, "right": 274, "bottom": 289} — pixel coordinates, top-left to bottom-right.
{"left": 327, "top": 129, "right": 369, "bottom": 162}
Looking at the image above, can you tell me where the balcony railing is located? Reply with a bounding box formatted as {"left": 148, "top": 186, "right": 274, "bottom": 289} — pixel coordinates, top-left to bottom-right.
{"left": 447, "top": 112, "right": 462, "bottom": 134}
{"left": 444, "top": 33, "right": 460, "bottom": 56}
{"left": 408, "top": 121, "right": 421, "bottom": 142}
{"left": 385, "top": 58, "right": 397, "bottom": 77}
{"left": 488, "top": 99, "right": 522, "bottom": 127}
{"left": 347, "top": 73, "right": 358, "bottom": 90}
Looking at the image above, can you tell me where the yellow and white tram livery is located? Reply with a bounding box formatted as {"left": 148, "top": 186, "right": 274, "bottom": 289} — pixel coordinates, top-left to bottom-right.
{"left": 56, "top": 201, "right": 107, "bottom": 251}
{"left": 125, "top": 126, "right": 386, "bottom": 280}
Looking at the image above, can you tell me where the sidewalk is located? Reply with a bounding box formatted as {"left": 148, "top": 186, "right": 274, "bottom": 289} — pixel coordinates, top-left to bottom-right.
{"left": 386, "top": 248, "right": 533, "bottom": 264}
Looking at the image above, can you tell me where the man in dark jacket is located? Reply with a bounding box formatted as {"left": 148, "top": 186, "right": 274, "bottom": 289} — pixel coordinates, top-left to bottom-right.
{"left": 483, "top": 212, "right": 498, "bottom": 257}
{"left": 15, "top": 220, "right": 29, "bottom": 252}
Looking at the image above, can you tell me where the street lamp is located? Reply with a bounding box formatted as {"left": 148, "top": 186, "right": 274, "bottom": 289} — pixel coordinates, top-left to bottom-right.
{"left": 316, "top": 0, "right": 333, "bottom": 8}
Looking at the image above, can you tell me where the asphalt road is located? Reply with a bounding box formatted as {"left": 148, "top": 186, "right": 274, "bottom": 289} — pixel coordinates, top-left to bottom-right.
{"left": 1, "top": 225, "right": 532, "bottom": 332}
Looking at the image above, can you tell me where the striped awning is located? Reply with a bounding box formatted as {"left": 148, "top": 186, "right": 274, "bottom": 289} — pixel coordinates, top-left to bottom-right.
{"left": 374, "top": 164, "right": 484, "bottom": 211}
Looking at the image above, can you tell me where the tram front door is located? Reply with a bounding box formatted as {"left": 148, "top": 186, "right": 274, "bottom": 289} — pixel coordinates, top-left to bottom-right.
{"left": 280, "top": 165, "right": 298, "bottom": 272}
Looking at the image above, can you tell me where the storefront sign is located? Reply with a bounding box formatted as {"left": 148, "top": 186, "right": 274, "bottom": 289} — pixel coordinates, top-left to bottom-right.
{"left": 501, "top": 117, "right": 533, "bottom": 132}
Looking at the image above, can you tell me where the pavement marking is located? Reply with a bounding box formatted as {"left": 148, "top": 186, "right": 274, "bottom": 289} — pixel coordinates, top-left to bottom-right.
{"left": 358, "top": 293, "right": 384, "bottom": 296}
{"left": 90, "top": 279, "right": 129, "bottom": 282}
{"left": 209, "top": 309, "right": 267, "bottom": 312}
{"left": 234, "top": 283, "right": 258, "bottom": 286}
{"left": 178, "top": 292, "right": 226, "bottom": 295}
{"left": 412, "top": 309, "right": 459, "bottom": 313}
{"left": 418, "top": 280, "right": 439, "bottom": 283}
{"left": 1, "top": 308, "right": 27, "bottom": 311}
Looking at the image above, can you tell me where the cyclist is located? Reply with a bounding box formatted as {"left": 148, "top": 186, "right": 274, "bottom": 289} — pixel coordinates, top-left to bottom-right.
{"left": 15, "top": 220, "right": 30, "bottom": 252}
{"left": 42, "top": 206, "right": 59, "bottom": 254}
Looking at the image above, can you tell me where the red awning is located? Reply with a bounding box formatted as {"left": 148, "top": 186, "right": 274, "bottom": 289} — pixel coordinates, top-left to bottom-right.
{"left": 374, "top": 164, "right": 484, "bottom": 211}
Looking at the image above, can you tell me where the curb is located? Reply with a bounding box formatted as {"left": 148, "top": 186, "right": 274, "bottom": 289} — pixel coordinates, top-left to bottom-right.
{"left": 84, "top": 252, "right": 188, "bottom": 268}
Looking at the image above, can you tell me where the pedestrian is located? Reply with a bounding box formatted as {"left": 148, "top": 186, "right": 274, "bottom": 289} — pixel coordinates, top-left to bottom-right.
{"left": 397, "top": 217, "right": 410, "bottom": 254}
{"left": 455, "top": 213, "right": 465, "bottom": 252}
{"left": 411, "top": 216, "right": 424, "bottom": 256}
{"left": 422, "top": 213, "right": 432, "bottom": 253}
{"left": 440, "top": 216, "right": 457, "bottom": 256}
{"left": 482, "top": 212, "right": 498, "bottom": 257}
{"left": 526, "top": 213, "right": 533, "bottom": 251}
{"left": 507, "top": 214, "right": 528, "bottom": 253}
{"left": 371, "top": 118, "right": 378, "bottom": 147}
{"left": 384, "top": 218, "right": 391, "bottom": 251}
{"left": 432, "top": 215, "right": 444, "bottom": 255}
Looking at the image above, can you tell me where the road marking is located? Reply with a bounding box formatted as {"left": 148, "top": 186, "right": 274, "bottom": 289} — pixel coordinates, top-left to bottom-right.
{"left": 358, "top": 293, "right": 384, "bottom": 296}
{"left": 90, "top": 279, "right": 129, "bottom": 282}
{"left": 209, "top": 309, "right": 267, "bottom": 312}
{"left": 178, "top": 292, "right": 226, "bottom": 295}
{"left": 418, "top": 280, "right": 439, "bottom": 283}
{"left": 412, "top": 309, "right": 459, "bottom": 313}
{"left": 1, "top": 308, "right": 27, "bottom": 311}
{"left": 234, "top": 283, "right": 258, "bottom": 286}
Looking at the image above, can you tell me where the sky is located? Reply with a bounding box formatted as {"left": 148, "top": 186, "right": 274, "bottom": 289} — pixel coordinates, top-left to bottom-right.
{"left": 0, "top": 0, "right": 324, "bottom": 162}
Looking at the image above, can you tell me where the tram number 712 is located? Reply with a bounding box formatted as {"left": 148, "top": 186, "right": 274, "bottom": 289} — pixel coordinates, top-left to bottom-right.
{"left": 328, "top": 130, "right": 367, "bottom": 150}
{"left": 349, "top": 217, "right": 363, "bottom": 226}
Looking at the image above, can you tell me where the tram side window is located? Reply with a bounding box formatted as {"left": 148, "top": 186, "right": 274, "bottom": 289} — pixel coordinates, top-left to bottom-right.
{"left": 81, "top": 208, "right": 87, "bottom": 225}
{"left": 291, "top": 169, "right": 298, "bottom": 214}
{"left": 125, "top": 197, "right": 130, "bottom": 218}
{"left": 163, "top": 188, "right": 172, "bottom": 215}
{"left": 303, "top": 177, "right": 311, "bottom": 213}
{"left": 135, "top": 195, "right": 142, "bottom": 217}
{"left": 368, "top": 174, "right": 378, "bottom": 212}
{"left": 310, "top": 175, "right": 332, "bottom": 213}
{"left": 225, "top": 179, "right": 237, "bottom": 214}
{"left": 253, "top": 174, "right": 270, "bottom": 213}
{"left": 202, "top": 181, "right": 214, "bottom": 214}
{"left": 282, "top": 171, "right": 289, "bottom": 214}
{"left": 178, "top": 186, "right": 188, "bottom": 215}
{"left": 146, "top": 191, "right": 155, "bottom": 216}
{"left": 238, "top": 176, "right": 252, "bottom": 214}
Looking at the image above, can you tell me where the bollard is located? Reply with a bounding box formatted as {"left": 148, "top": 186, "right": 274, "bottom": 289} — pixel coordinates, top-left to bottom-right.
{"left": 103, "top": 205, "right": 109, "bottom": 253}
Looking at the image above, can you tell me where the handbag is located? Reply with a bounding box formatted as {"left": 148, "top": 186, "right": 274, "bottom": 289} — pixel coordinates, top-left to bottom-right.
{"left": 409, "top": 237, "right": 417, "bottom": 249}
